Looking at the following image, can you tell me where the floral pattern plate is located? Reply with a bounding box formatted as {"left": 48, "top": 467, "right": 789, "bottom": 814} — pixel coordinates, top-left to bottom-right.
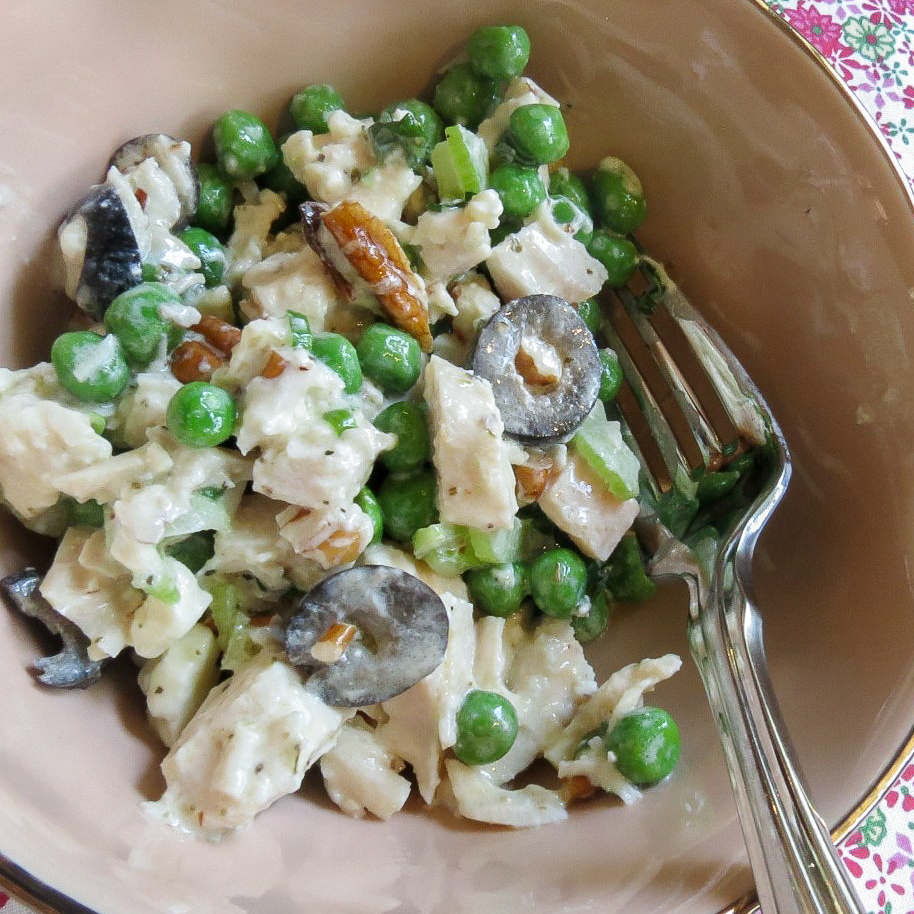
{"left": 2, "top": 3, "right": 914, "bottom": 913}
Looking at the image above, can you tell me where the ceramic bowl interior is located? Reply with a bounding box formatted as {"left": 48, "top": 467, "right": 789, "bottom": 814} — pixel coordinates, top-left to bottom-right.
{"left": 1, "top": 1, "right": 914, "bottom": 913}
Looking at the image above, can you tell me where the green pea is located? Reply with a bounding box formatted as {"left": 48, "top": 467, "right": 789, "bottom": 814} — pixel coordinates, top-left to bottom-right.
{"left": 311, "top": 332, "right": 362, "bottom": 394}
{"left": 604, "top": 532, "right": 656, "bottom": 603}
{"left": 260, "top": 141, "right": 308, "bottom": 205}
{"left": 574, "top": 298, "right": 601, "bottom": 336}
{"left": 528, "top": 547, "right": 588, "bottom": 618}
{"left": 289, "top": 84, "right": 345, "bottom": 133}
{"left": 373, "top": 401, "right": 430, "bottom": 473}
{"left": 194, "top": 163, "right": 234, "bottom": 236}
{"left": 433, "top": 62, "right": 500, "bottom": 129}
{"left": 51, "top": 331, "right": 130, "bottom": 403}
{"left": 550, "top": 194, "right": 593, "bottom": 246}
{"left": 166, "top": 382, "right": 236, "bottom": 448}
{"left": 507, "top": 103, "right": 570, "bottom": 165}
{"left": 354, "top": 486, "right": 383, "bottom": 545}
{"left": 104, "top": 282, "right": 175, "bottom": 366}
{"left": 377, "top": 468, "right": 437, "bottom": 542}
{"left": 605, "top": 706, "right": 681, "bottom": 785}
{"left": 489, "top": 163, "right": 546, "bottom": 219}
{"left": 165, "top": 530, "right": 216, "bottom": 574}
{"left": 588, "top": 230, "right": 639, "bottom": 287}
{"left": 322, "top": 408, "right": 357, "bottom": 436}
{"left": 378, "top": 98, "right": 444, "bottom": 166}
{"left": 571, "top": 590, "right": 611, "bottom": 643}
{"left": 177, "top": 228, "right": 226, "bottom": 288}
{"left": 549, "top": 167, "right": 590, "bottom": 212}
{"left": 356, "top": 323, "right": 421, "bottom": 395}
{"left": 287, "top": 311, "right": 313, "bottom": 350}
{"left": 590, "top": 158, "right": 646, "bottom": 234}
{"left": 212, "top": 110, "right": 279, "bottom": 181}
{"left": 68, "top": 498, "right": 105, "bottom": 529}
{"left": 466, "top": 562, "right": 528, "bottom": 618}
{"left": 489, "top": 216, "right": 523, "bottom": 246}
{"left": 141, "top": 263, "right": 161, "bottom": 282}
{"left": 454, "top": 689, "right": 518, "bottom": 765}
{"left": 468, "top": 25, "right": 531, "bottom": 80}
{"left": 599, "top": 348, "right": 623, "bottom": 402}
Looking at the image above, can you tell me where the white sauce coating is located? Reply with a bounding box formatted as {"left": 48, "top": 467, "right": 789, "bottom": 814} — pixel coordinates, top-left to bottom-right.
{"left": 2, "top": 61, "right": 687, "bottom": 835}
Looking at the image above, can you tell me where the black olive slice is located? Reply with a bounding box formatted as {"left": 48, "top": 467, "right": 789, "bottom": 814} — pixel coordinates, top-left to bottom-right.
{"left": 470, "top": 294, "right": 601, "bottom": 445}
{"left": 1, "top": 568, "right": 106, "bottom": 688}
{"left": 284, "top": 565, "right": 449, "bottom": 707}
{"left": 61, "top": 184, "right": 142, "bottom": 319}
{"left": 109, "top": 133, "right": 199, "bottom": 228}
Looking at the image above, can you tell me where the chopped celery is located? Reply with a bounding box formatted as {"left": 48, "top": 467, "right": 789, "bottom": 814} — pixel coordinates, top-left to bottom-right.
{"left": 164, "top": 490, "right": 231, "bottom": 539}
{"left": 413, "top": 522, "right": 483, "bottom": 577}
{"left": 322, "top": 408, "right": 357, "bottom": 436}
{"left": 208, "top": 581, "right": 259, "bottom": 672}
{"left": 431, "top": 125, "right": 488, "bottom": 202}
{"left": 288, "top": 310, "right": 313, "bottom": 350}
{"left": 466, "top": 517, "right": 522, "bottom": 564}
{"left": 572, "top": 402, "right": 640, "bottom": 500}
{"left": 143, "top": 570, "right": 180, "bottom": 605}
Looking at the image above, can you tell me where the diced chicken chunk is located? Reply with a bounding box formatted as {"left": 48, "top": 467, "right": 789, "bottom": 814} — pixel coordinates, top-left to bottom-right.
{"left": 139, "top": 623, "right": 221, "bottom": 747}
{"left": 472, "top": 616, "right": 596, "bottom": 787}
{"left": 451, "top": 274, "right": 501, "bottom": 341}
{"left": 486, "top": 205, "right": 608, "bottom": 303}
{"left": 443, "top": 759, "right": 567, "bottom": 828}
{"left": 207, "top": 493, "right": 325, "bottom": 593}
{"left": 152, "top": 658, "right": 350, "bottom": 833}
{"left": 538, "top": 450, "right": 640, "bottom": 561}
{"left": 39, "top": 528, "right": 143, "bottom": 660}
{"left": 129, "top": 558, "right": 213, "bottom": 659}
{"left": 375, "top": 592, "right": 475, "bottom": 802}
{"left": 408, "top": 190, "right": 502, "bottom": 282}
{"left": 241, "top": 248, "right": 341, "bottom": 328}
{"left": 0, "top": 372, "right": 112, "bottom": 518}
{"left": 321, "top": 720, "right": 412, "bottom": 820}
{"left": 224, "top": 189, "right": 286, "bottom": 285}
{"left": 282, "top": 111, "right": 421, "bottom": 222}
{"left": 424, "top": 355, "right": 518, "bottom": 531}
{"left": 547, "top": 654, "right": 682, "bottom": 804}
{"left": 113, "top": 372, "right": 182, "bottom": 449}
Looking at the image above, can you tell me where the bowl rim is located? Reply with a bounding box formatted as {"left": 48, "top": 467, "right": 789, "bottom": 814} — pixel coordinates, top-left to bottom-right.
{"left": 1, "top": 2, "right": 913, "bottom": 913}
{"left": 733, "top": 3, "right": 914, "bottom": 911}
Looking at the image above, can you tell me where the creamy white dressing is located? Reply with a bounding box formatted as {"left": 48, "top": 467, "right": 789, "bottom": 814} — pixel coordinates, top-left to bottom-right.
{"left": 0, "top": 47, "right": 688, "bottom": 837}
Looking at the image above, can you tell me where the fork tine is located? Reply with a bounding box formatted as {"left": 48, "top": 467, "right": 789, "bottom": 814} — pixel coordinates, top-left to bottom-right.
{"left": 602, "top": 294, "right": 695, "bottom": 495}
{"left": 603, "top": 261, "right": 752, "bottom": 493}
{"left": 644, "top": 279, "right": 744, "bottom": 457}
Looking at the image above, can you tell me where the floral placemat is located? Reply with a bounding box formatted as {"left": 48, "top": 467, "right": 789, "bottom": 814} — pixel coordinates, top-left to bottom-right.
{"left": 762, "top": 1, "right": 914, "bottom": 906}
{"left": 2, "top": 4, "right": 913, "bottom": 914}
{"left": 767, "top": 0, "right": 914, "bottom": 188}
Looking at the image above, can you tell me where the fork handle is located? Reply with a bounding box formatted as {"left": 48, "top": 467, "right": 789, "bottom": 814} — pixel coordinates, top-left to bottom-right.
{"left": 688, "top": 555, "right": 865, "bottom": 914}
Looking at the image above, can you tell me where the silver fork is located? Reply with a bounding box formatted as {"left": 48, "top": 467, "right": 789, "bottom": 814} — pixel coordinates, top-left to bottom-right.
{"left": 600, "top": 260, "right": 865, "bottom": 914}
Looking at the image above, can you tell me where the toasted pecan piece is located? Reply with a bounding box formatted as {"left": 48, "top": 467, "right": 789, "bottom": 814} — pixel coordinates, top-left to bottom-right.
{"left": 260, "top": 350, "right": 288, "bottom": 379}
{"left": 192, "top": 315, "right": 242, "bottom": 354}
{"left": 321, "top": 200, "right": 433, "bottom": 352}
{"left": 514, "top": 463, "right": 552, "bottom": 502}
{"left": 170, "top": 339, "right": 225, "bottom": 383}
